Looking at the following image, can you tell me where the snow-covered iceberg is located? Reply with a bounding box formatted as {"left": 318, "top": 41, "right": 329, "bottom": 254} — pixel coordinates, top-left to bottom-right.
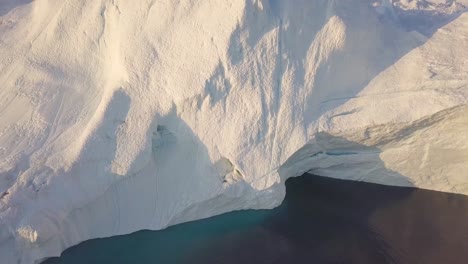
{"left": 0, "top": 0, "right": 467, "bottom": 263}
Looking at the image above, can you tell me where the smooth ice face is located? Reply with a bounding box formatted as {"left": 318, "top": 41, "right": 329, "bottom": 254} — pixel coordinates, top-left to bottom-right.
{"left": 0, "top": 1, "right": 467, "bottom": 263}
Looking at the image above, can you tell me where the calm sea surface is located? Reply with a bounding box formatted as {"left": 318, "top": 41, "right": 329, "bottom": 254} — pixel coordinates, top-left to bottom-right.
{"left": 44, "top": 174, "right": 468, "bottom": 264}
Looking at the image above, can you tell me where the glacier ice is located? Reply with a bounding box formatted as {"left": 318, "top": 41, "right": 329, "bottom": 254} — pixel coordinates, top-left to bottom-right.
{"left": 0, "top": 0, "right": 467, "bottom": 263}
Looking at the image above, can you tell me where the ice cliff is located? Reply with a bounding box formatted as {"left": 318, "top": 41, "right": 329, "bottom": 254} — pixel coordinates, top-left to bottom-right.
{"left": 0, "top": 0, "right": 467, "bottom": 263}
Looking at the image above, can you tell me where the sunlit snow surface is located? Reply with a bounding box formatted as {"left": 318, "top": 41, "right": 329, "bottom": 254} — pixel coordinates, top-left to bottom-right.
{"left": 0, "top": 1, "right": 467, "bottom": 263}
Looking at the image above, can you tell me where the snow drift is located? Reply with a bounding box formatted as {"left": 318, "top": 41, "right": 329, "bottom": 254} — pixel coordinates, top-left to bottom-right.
{"left": 0, "top": 0, "right": 467, "bottom": 263}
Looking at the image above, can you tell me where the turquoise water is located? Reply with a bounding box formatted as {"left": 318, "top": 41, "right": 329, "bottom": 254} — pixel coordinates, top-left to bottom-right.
{"left": 44, "top": 174, "right": 468, "bottom": 264}
{"left": 44, "top": 206, "right": 275, "bottom": 264}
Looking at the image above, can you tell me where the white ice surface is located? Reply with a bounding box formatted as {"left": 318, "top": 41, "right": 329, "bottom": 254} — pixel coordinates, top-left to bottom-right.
{"left": 0, "top": 0, "right": 467, "bottom": 263}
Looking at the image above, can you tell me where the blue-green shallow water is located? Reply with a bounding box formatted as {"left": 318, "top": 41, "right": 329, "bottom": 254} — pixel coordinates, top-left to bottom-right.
{"left": 43, "top": 174, "right": 468, "bottom": 264}
{"left": 43, "top": 204, "right": 276, "bottom": 264}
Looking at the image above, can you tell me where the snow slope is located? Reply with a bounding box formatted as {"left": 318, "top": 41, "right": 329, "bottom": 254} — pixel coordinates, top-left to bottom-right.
{"left": 0, "top": 0, "right": 467, "bottom": 263}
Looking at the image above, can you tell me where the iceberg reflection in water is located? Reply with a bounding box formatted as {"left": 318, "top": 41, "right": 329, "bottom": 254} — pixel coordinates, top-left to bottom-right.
{"left": 44, "top": 174, "right": 468, "bottom": 264}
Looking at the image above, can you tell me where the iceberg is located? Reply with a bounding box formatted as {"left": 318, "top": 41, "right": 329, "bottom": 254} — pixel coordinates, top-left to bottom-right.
{"left": 0, "top": 0, "right": 467, "bottom": 263}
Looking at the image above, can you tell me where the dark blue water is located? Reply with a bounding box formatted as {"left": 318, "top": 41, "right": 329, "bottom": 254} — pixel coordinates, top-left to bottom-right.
{"left": 44, "top": 174, "right": 468, "bottom": 264}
